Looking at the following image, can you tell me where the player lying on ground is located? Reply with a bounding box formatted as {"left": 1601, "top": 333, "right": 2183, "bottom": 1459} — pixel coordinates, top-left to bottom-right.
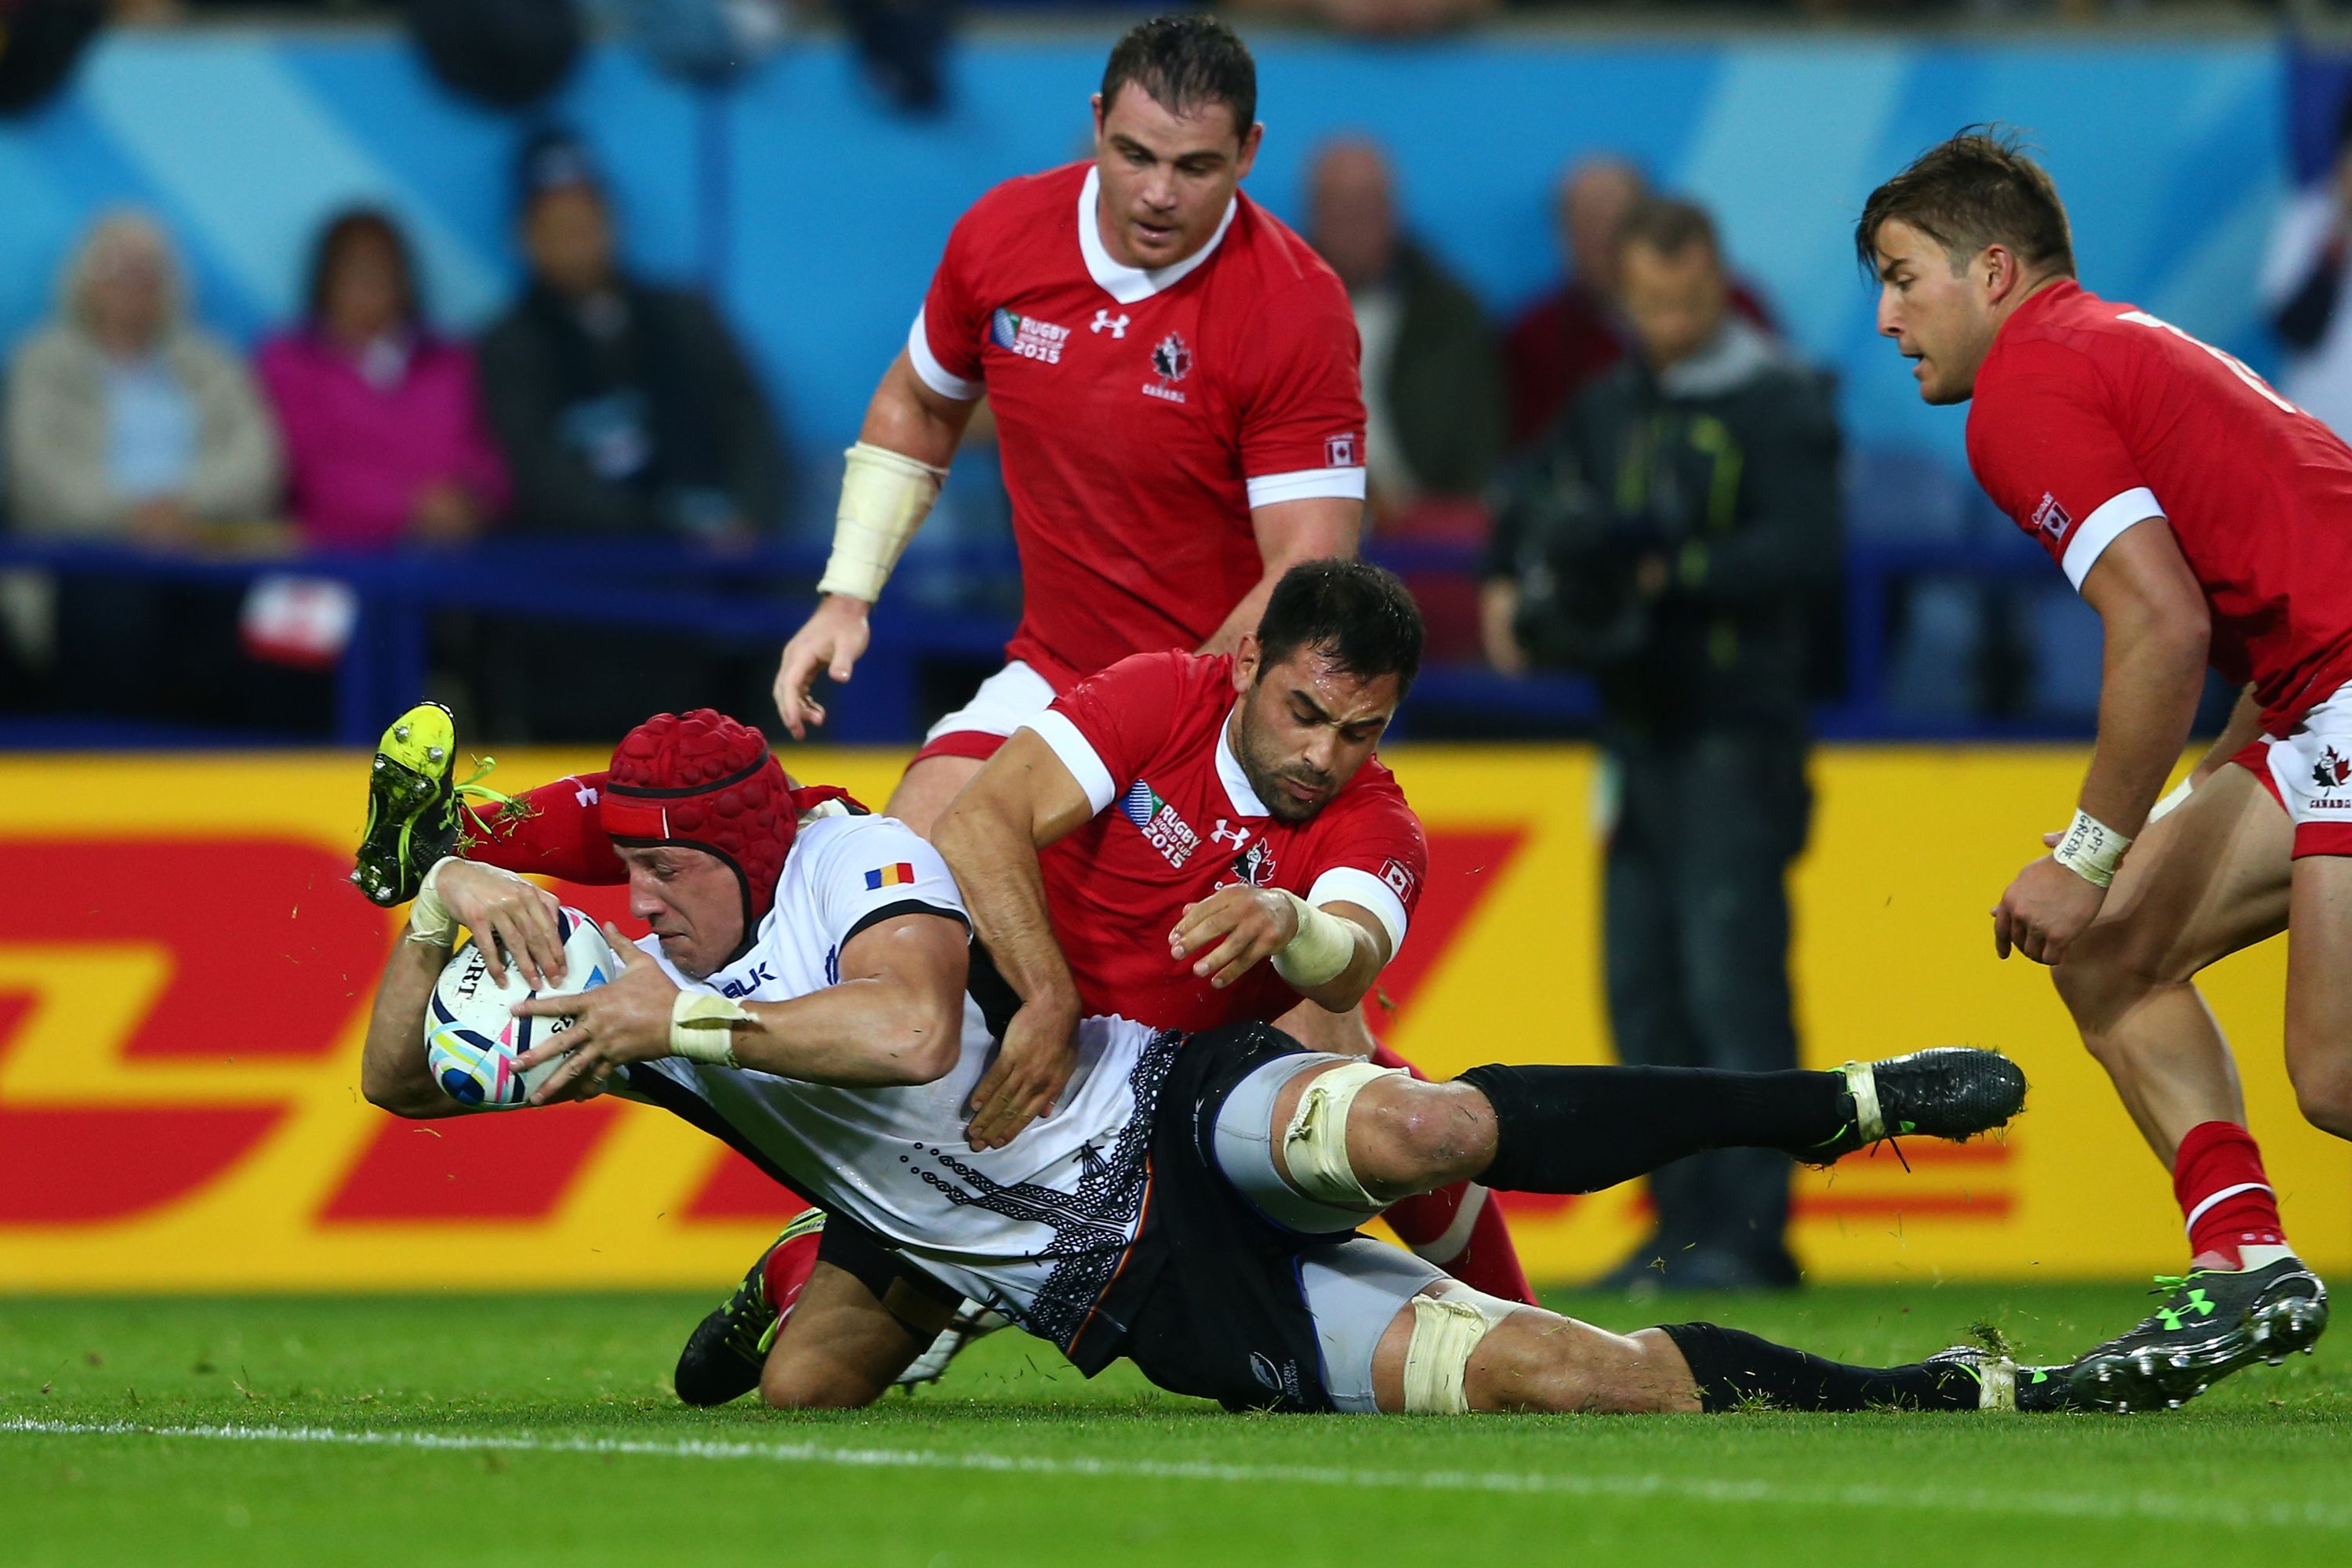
{"left": 356, "top": 709, "right": 2147, "bottom": 1416}
{"left": 353, "top": 566, "right": 1537, "bottom": 1383}
{"left": 1859, "top": 130, "right": 2331, "bottom": 1407}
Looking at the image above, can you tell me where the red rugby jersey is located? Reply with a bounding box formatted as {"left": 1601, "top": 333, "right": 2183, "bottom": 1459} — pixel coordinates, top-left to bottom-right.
{"left": 1967, "top": 280, "right": 2352, "bottom": 731}
{"left": 911, "top": 162, "right": 1367, "bottom": 688}
{"left": 1023, "top": 651, "right": 1425, "bottom": 1033}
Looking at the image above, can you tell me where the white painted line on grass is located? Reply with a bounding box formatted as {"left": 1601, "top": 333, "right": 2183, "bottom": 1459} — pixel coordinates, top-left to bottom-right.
{"left": 5, "top": 1417, "right": 2347, "bottom": 1531}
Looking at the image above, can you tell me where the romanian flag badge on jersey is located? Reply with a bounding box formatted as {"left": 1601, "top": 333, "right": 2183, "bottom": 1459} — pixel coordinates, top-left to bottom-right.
{"left": 864, "top": 862, "right": 917, "bottom": 891}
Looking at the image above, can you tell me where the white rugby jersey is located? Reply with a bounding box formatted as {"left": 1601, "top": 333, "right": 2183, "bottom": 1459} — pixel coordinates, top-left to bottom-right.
{"left": 622, "top": 814, "right": 1178, "bottom": 1348}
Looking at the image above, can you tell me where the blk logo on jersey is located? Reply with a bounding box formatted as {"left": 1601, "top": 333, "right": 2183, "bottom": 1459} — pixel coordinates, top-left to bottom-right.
{"left": 2314, "top": 746, "right": 2352, "bottom": 793}
{"left": 992, "top": 307, "right": 1070, "bottom": 364}
{"left": 1120, "top": 779, "right": 1201, "bottom": 867}
{"left": 1228, "top": 839, "right": 1276, "bottom": 888}
{"left": 1144, "top": 332, "right": 1192, "bottom": 404}
{"left": 719, "top": 963, "right": 775, "bottom": 999}
{"left": 2031, "top": 492, "right": 2073, "bottom": 541}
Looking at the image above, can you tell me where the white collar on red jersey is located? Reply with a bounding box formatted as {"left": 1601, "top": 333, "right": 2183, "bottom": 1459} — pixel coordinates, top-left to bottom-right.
{"left": 1215, "top": 702, "right": 1270, "bottom": 818}
{"left": 1078, "top": 164, "right": 1240, "bottom": 306}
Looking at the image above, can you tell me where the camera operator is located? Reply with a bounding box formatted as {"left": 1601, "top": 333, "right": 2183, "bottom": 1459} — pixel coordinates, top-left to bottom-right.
{"left": 1483, "top": 197, "right": 1842, "bottom": 1292}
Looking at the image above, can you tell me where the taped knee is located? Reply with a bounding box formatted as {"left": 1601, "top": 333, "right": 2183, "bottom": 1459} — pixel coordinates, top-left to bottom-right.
{"left": 1401, "top": 1280, "right": 1519, "bottom": 1414}
{"left": 1280, "top": 1061, "right": 1406, "bottom": 1207}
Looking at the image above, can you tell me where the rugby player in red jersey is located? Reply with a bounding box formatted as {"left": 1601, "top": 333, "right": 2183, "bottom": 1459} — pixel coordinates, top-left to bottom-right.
{"left": 1859, "top": 130, "right": 2332, "bottom": 1406}
{"left": 769, "top": 14, "right": 1364, "bottom": 833}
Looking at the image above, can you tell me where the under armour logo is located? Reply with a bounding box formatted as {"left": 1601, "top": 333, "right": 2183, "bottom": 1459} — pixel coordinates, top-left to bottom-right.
{"left": 1210, "top": 819, "right": 1250, "bottom": 848}
{"left": 1091, "top": 310, "right": 1129, "bottom": 338}
{"left": 573, "top": 782, "right": 601, "bottom": 808}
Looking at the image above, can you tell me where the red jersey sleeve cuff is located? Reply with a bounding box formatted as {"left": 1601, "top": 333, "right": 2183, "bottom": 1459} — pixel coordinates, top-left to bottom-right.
{"left": 2060, "top": 486, "right": 2161, "bottom": 590}
{"left": 907, "top": 310, "right": 982, "bottom": 401}
{"left": 1244, "top": 466, "right": 1368, "bottom": 510}
{"left": 1022, "top": 710, "right": 1119, "bottom": 815}
{"left": 1305, "top": 866, "right": 1408, "bottom": 957}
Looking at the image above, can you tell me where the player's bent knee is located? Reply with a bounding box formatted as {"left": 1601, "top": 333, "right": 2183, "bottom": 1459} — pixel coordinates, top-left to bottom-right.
{"left": 1279, "top": 1060, "right": 1406, "bottom": 1207}
{"left": 1351, "top": 1080, "right": 1495, "bottom": 1197}
{"left": 2288, "top": 1057, "right": 2352, "bottom": 1140}
{"left": 1399, "top": 1280, "right": 1519, "bottom": 1414}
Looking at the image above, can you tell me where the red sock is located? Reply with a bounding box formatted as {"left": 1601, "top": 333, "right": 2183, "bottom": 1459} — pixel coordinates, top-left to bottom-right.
{"left": 1370, "top": 1042, "right": 1540, "bottom": 1306}
{"left": 761, "top": 1212, "right": 824, "bottom": 1320}
{"left": 464, "top": 771, "right": 627, "bottom": 884}
{"left": 2172, "top": 1120, "right": 2287, "bottom": 1269}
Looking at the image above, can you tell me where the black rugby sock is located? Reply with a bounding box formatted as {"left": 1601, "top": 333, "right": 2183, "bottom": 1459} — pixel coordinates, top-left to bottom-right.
{"left": 1658, "top": 1323, "right": 1980, "bottom": 1414}
{"left": 1455, "top": 1063, "right": 1842, "bottom": 1194}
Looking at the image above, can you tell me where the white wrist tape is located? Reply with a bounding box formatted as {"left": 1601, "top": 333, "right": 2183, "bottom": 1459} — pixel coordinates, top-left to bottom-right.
{"left": 2147, "top": 778, "right": 2194, "bottom": 824}
{"left": 2053, "top": 808, "right": 2132, "bottom": 889}
{"left": 815, "top": 441, "right": 948, "bottom": 602}
{"left": 670, "top": 991, "right": 750, "bottom": 1066}
{"left": 404, "top": 856, "right": 463, "bottom": 948}
{"left": 1271, "top": 891, "right": 1356, "bottom": 989}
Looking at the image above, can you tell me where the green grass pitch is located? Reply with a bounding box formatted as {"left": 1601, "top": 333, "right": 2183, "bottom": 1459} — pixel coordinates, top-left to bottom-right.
{"left": 5, "top": 1283, "right": 2347, "bottom": 1566}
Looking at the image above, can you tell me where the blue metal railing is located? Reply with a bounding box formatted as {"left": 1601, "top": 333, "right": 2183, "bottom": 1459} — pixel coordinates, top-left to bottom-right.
{"left": 0, "top": 535, "right": 2076, "bottom": 749}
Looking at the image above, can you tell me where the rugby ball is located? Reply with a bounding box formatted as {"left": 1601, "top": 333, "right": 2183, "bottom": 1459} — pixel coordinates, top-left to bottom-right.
{"left": 424, "top": 907, "right": 619, "bottom": 1109}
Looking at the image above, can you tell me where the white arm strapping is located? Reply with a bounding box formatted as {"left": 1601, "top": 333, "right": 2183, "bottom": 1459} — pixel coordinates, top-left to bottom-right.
{"left": 1271, "top": 891, "right": 1356, "bottom": 989}
{"left": 404, "top": 856, "right": 463, "bottom": 948}
{"left": 2053, "top": 808, "right": 2132, "bottom": 890}
{"left": 815, "top": 441, "right": 949, "bottom": 603}
{"left": 670, "top": 991, "right": 749, "bottom": 1067}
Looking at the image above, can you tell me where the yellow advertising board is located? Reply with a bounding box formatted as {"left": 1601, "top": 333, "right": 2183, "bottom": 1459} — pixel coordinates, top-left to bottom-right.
{"left": 0, "top": 745, "right": 2343, "bottom": 1292}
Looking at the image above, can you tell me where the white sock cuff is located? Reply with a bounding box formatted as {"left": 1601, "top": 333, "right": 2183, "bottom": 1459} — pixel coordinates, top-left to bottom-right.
{"left": 2182, "top": 1181, "right": 2271, "bottom": 1237}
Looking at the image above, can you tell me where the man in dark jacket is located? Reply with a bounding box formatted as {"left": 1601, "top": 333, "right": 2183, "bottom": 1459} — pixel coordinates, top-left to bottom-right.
{"left": 481, "top": 129, "right": 788, "bottom": 540}
{"left": 1485, "top": 197, "right": 1842, "bottom": 1291}
{"left": 1307, "top": 137, "right": 1503, "bottom": 517}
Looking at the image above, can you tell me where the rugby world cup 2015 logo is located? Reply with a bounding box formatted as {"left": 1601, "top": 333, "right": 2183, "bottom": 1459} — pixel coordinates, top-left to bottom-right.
{"left": 992, "top": 307, "right": 1070, "bottom": 364}
{"left": 1120, "top": 779, "right": 1201, "bottom": 867}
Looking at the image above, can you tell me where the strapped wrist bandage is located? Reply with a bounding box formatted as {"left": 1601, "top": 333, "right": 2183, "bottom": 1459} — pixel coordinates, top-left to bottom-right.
{"left": 815, "top": 441, "right": 949, "bottom": 603}
{"left": 670, "top": 990, "right": 750, "bottom": 1067}
{"left": 1271, "top": 891, "right": 1356, "bottom": 989}
{"left": 405, "top": 856, "right": 463, "bottom": 948}
{"left": 2053, "top": 808, "right": 2132, "bottom": 889}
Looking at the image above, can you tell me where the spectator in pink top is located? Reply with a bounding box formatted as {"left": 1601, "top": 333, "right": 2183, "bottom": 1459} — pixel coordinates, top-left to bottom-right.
{"left": 258, "top": 208, "right": 507, "bottom": 550}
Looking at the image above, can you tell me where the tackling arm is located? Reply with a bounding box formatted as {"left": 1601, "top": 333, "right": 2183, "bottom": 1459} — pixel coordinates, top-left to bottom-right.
{"left": 1196, "top": 495, "right": 1361, "bottom": 657}
{"left": 720, "top": 913, "right": 971, "bottom": 1086}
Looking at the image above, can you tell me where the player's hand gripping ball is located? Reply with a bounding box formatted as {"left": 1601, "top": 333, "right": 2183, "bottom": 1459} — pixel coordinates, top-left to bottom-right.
{"left": 425, "top": 907, "right": 619, "bottom": 1108}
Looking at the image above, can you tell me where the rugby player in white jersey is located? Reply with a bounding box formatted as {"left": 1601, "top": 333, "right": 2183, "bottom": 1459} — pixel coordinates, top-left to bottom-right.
{"left": 358, "top": 710, "right": 2132, "bottom": 1414}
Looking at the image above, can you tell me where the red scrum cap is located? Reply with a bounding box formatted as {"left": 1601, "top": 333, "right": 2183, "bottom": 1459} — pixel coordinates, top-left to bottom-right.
{"left": 599, "top": 710, "right": 855, "bottom": 934}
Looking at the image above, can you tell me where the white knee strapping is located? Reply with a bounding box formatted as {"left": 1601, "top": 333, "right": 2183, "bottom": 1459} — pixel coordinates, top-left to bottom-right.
{"left": 1280, "top": 1061, "right": 1405, "bottom": 1208}
{"left": 1401, "top": 1279, "right": 1519, "bottom": 1414}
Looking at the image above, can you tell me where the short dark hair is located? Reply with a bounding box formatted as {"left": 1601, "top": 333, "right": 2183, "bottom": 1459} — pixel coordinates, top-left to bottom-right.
{"left": 1855, "top": 126, "right": 2074, "bottom": 278}
{"left": 1253, "top": 559, "right": 1424, "bottom": 699}
{"left": 1617, "top": 196, "right": 1719, "bottom": 262}
{"left": 1101, "top": 14, "right": 1256, "bottom": 141}
{"left": 305, "top": 207, "right": 423, "bottom": 328}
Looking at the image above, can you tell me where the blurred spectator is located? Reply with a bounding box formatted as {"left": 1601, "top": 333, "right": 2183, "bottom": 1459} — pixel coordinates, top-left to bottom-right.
{"left": 2264, "top": 93, "right": 2352, "bottom": 442}
{"left": 1485, "top": 198, "right": 1840, "bottom": 1292}
{"left": 479, "top": 128, "right": 788, "bottom": 543}
{"left": 1225, "top": 0, "right": 1496, "bottom": 38}
{"left": 3, "top": 209, "right": 283, "bottom": 724}
{"left": 1307, "top": 136, "right": 1504, "bottom": 520}
{"left": 1502, "top": 155, "right": 1777, "bottom": 448}
{"left": 258, "top": 208, "right": 507, "bottom": 551}
{"left": 5, "top": 209, "right": 279, "bottom": 545}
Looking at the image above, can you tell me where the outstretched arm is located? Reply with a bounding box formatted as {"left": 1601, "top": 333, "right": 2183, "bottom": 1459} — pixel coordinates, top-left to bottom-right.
{"left": 359, "top": 928, "right": 471, "bottom": 1120}
{"left": 514, "top": 913, "right": 971, "bottom": 1101}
